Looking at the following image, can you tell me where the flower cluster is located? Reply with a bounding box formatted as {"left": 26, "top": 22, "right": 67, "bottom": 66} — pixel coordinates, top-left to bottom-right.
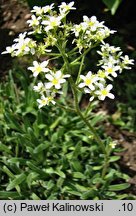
{"left": 28, "top": 60, "right": 70, "bottom": 108}
{"left": 2, "top": 1, "right": 134, "bottom": 108}
{"left": 72, "top": 16, "right": 115, "bottom": 53}
{"left": 78, "top": 43, "right": 134, "bottom": 101}
{"left": 2, "top": 32, "right": 36, "bottom": 57}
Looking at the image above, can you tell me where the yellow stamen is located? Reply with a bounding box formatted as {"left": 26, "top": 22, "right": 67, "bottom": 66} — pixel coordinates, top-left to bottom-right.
{"left": 52, "top": 78, "right": 59, "bottom": 85}
{"left": 101, "top": 89, "right": 108, "bottom": 96}
{"left": 85, "top": 78, "right": 92, "bottom": 85}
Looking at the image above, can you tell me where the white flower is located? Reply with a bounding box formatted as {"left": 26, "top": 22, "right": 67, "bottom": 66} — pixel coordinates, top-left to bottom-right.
{"left": 72, "top": 24, "right": 83, "bottom": 37}
{"left": 28, "top": 60, "right": 49, "bottom": 77}
{"left": 42, "top": 16, "right": 62, "bottom": 32}
{"left": 31, "top": 4, "right": 54, "bottom": 15}
{"left": 43, "top": 4, "right": 54, "bottom": 14}
{"left": 102, "top": 63, "right": 120, "bottom": 77}
{"left": 98, "top": 43, "right": 120, "bottom": 56}
{"left": 84, "top": 88, "right": 95, "bottom": 101}
{"left": 14, "top": 32, "right": 27, "bottom": 43}
{"left": 45, "top": 70, "right": 70, "bottom": 89}
{"left": 78, "top": 71, "right": 98, "bottom": 90}
{"left": 14, "top": 38, "right": 31, "bottom": 56}
{"left": 59, "top": 2, "right": 76, "bottom": 13}
{"left": 83, "top": 16, "right": 100, "bottom": 31}
{"left": 96, "top": 84, "right": 115, "bottom": 100}
{"left": 109, "top": 141, "right": 117, "bottom": 149}
{"left": 121, "top": 55, "right": 134, "bottom": 69}
{"left": 33, "top": 82, "right": 45, "bottom": 93}
{"left": 27, "top": 15, "right": 41, "bottom": 27}
{"left": 37, "top": 94, "right": 56, "bottom": 108}
{"left": 10, "top": 32, "right": 36, "bottom": 56}
{"left": 31, "top": 6, "right": 44, "bottom": 15}
{"left": 1, "top": 45, "right": 16, "bottom": 55}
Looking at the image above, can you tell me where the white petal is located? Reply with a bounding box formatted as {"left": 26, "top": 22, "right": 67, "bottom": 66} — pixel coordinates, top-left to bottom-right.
{"left": 99, "top": 95, "right": 105, "bottom": 100}
{"left": 33, "top": 72, "right": 38, "bottom": 77}
{"left": 41, "top": 60, "right": 48, "bottom": 67}
{"left": 63, "top": 74, "right": 70, "bottom": 78}
{"left": 84, "top": 88, "right": 91, "bottom": 93}
{"left": 46, "top": 82, "right": 53, "bottom": 89}
{"left": 106, "top": 84, "right": 113, "bottom": 91}
{"left": 95, "top": 90, "right": 100, "bottom": 95}
{"left": 89, "top": 96, "right": 94, "bottom": 101}
{"left": 83, "top": 15, "right": 88, "bottom": 22}
{"left": 51, "top": 100, "right": 56, "bottom": 105}
{"left": 78, "top": 83, "right": 85, "bottom": 88}
{"left": 88, "top": 84, "right": 95, "bottom": 90}
{"left": 55, "top": 70, "right": 62, "bottom": 78}
{"left": 28, "top": 67, "right": 34, "bottom": 71}
{"left": 60, "top": 78, "right": 66, "bottom": 83}
{"left": 86, "top": 71, "right": 92, "bottom": 77}
{"left": 43, "top": 68, "right": 50, "bottom": 73}
{"left": 91, "top": 16, "right": 97, "bottom": 22}
{"left": 55, "top": 84, "right": 61, "bottom": 89}
{"left": 37, "top": 99, "right": 41, "bottom": 103}
{"left": 112, "top": 72, "right": 117, "bottom": 77}
{"left": 80, "top": 75, "right": 85, "bottom": 80}
{"left": 108, "top": 93, "right": 115, "bottom": 99}
{"left": 45, "top": 74, "right": 53, "bottom": 81}
{"left": 98, "top": 83, "right": 104, "bottom": 90}
{"left": 33, "top": 61, "right": 38, "bottom": 66}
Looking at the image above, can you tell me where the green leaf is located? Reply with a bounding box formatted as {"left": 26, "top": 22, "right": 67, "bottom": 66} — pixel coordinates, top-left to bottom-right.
{"left": 73, "top": 172, "right": 85, "bottom": 179}
{"left": 31, "top": 193, "right": 41, "bottom": 200}
{"left": 6, "top": 173, "right": 26, "bottom": 191}
{"left": 109, "top": 156, "right": 120, "bottom": 162}
{"left": 103, "top": 0, "right": 122, "bottom": 15}
{"left": 108, "top": 183, "right": 130, "bottom": 191}
{"left": 0, "top": 191, "right": 21, "bottom": 199}
{"left": 62, "top": 186, "right": 82, "bottom": 197}
{"left": 92, "top": 165, "right": 103, "bottom": 171}
{"left": 33, "top": 142, "right": 50, "bottom": 154}
{"left": 0, "top": 143, "right": 12, "bottom": 154}
{"left": 70, "top": 160, "right": 83, "bottom": 172}
{"left": 55, "top": 169, "right": 66, "bottom": 178}
{"left": 91, "top": 114, "right": 106, "bottom": 126}
{"left": 81, "top": 189, "right": 97, "bottom": 199}
{"left": 92, "top": 178, "right": 104, "bottom": 184}
{"left": 27, "top": 161, "right": 47, "bottom": 177}
{"left": 26, "top": 172, "right": 39, "bottom": 188}
{"left": 57, "top": 177, "right": 64, "bottom": 188}
{"left": 8, "top": 157, "right": 27, "bottom": 164}
{"left": 4, "top": 113, "right": 24, "bottom": 133}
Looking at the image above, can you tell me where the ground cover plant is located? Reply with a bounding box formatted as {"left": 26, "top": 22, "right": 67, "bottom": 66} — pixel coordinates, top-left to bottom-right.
{"left": 0, "top": 1, "right": 135, "bottom": 200}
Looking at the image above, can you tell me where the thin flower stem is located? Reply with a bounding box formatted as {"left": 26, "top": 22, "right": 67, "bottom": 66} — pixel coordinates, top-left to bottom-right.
{"left": 57, "top": 43, "right": 106, "bottom": 154}
{"left": 71, "top": 42, "right": 99, "bottom": 64}
{"left": 84, "top": 102, "right": 92, "bottom": 117}
{"left": 55, "top": 101, "right": 76, "bottom": 112}
{"left": 57, "top": 42, "right": 110, "bottom": 188}
{"left": 69, "top": 76, "right": 106, "bottom": 154}
{"left": 45, "top": 52, "right": 61, "bottom": 57}
{"left": 76, "top": 55, "right": 85, "bottom": 84}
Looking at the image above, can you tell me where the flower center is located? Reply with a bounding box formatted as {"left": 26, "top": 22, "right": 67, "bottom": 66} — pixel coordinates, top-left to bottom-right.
{"left": 107, "top": 68, "right": 113, "bottom": 73}
{"left": 42, "top": 99, "right": 48, "bottom": 105}
{"left": 36, "top": 66, "right": 42, "bottom": 73}
{"left": 99, "top": 71, "right": 105, "bottom": 78}
{"left": 85, "top": 78, "right": 92, "bottom": 85}
{"left": 101, "top": 89, "right": 108, "bottom": 96}
{"left": 89, "top": 21, "right": 94, "bottom": 26}
{"left": 52, "top": 78, "right": 59, "bottom": 85}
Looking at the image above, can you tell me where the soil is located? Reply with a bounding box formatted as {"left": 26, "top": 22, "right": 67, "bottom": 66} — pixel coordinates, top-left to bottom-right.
{"left": 0, "top": 0, "right": 30, "bottom": 75}
{"left": 0, "top": 0, "right": 136, "bottom": 196}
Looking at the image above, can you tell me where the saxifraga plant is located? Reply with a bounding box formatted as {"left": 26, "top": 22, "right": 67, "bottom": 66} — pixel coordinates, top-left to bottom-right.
{"left": 2, "top": 1, "right": 134, "bottom": 198}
